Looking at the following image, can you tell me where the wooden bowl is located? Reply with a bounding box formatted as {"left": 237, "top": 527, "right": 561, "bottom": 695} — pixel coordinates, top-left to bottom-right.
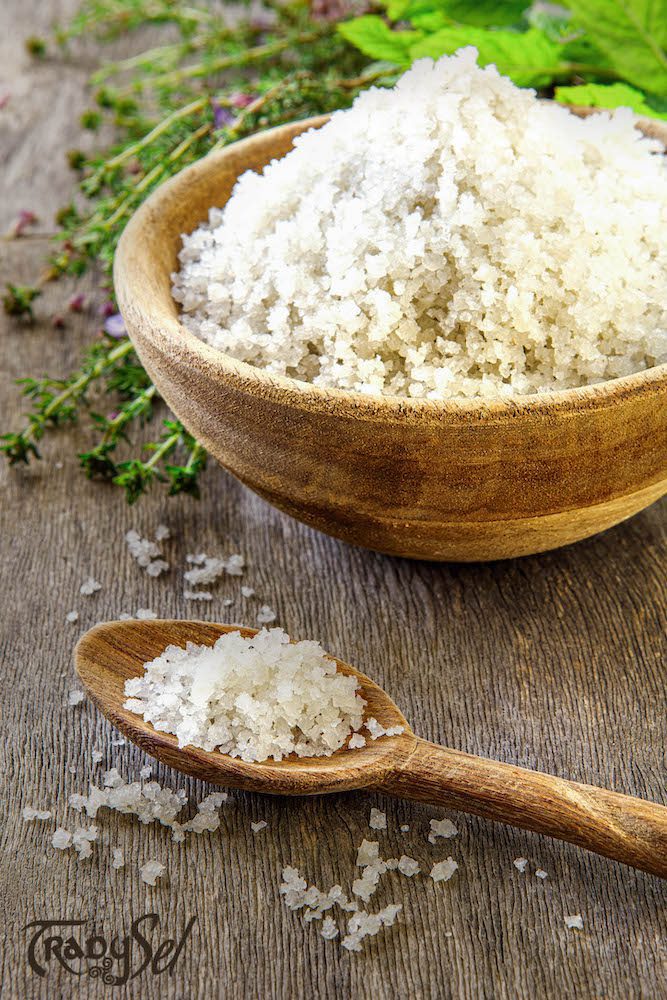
{"left": 114, "top": 114, "right": 667, "bottom": 561}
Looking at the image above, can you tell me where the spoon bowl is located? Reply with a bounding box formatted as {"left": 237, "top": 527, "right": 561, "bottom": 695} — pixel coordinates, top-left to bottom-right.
{"left": 76, "top": 619, "right": 415, "bottom": 795}
{"left": 76, "top": 619, "right": 667, "bottom": 879}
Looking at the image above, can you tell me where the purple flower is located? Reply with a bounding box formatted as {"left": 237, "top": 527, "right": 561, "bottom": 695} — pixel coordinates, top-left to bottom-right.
{"left": 103, "top": 313, "right": 126, "bottom": 339}
{"left": 211, "top": 99, "right": 235, "bottom": 129}
{"left": 52, "top": 314, "right": 65, "bottom": 329}
{"left": 68, "top": 293, "right": 85, "bottom": 312}
{"left": 229, "top": 91, "right": 255, "bottom": 109}
{"left": 10, "top": 209, "right": 38, "bottom": 237}
{"left": 99, "top": 300, "right": 116, "bottom": 319}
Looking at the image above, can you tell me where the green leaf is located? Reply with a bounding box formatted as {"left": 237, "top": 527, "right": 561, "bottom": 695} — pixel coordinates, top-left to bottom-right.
{"left": 564, "top": 0, "right": 667, "bottom": 96}
{"left": 438, "top": 0, "right": 530, "bottom": 28}
{"left": 338, "top": 16, "right": 420, "bottom": 66}
{"left": 409, "top": 27, "right": 564, "bottom": 87}
{"left": 555, "top": 81, "right": 667, "bottom": 120}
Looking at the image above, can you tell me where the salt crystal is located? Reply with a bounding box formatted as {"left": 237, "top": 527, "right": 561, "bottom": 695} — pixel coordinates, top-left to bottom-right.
{"left": 241, "top": 586, "right": 255, "bottom": 598}
{"left": 428, "top": 817, "right": 458, "bottom": 843}
{"left": 146, "top": 559, "right": 169, "bottom": 577}
{"left": 348, "top": 733, "right": 366, "bottom": 749}
{"left": 369, "top": 807, "right": 386, "bottom": 830}
{"left": 52, "top": 828, "right": 73, "bottom": 850}
{"left": 256, "top": 605, "right": 276, "bottom": 625}
{"left": 66, "top": 610, "right": 78, "bottom": 623}
{"left": 139, "top": 859, "right": 166, "bottom": 886}
{"left": 80, "top": 577, "right": 101, "bottom": 596}
{"left": 91, "top": 749, "right": 103, "bottom": 765}
{"left": 356, "top": 839, "right": 380, "bottom": 867}
{"left": 136, "top": 608, "right": 157, "bottom": 620}
{"left": 251, "top": 820, "right": 267, "bottom": 832}
{"left": 23, "top": 806, "right": 52, "bottom": 821}
{"left": 535, "top": 869, "right": 548, "bottom": 880}
{"left": 513, "top": 857, "right": 529, "bottom": 873}
{"left": 400, "top": 824, "right": 410, "bottom": 833}
{"left": 112, "top": 847, "right": 125, "bottom": 869}
{"left": 430, "top": 857, "right": 458, "bottom": 883}
{"left": 68, "top": 689, "right": 85, "bottom": 707}
{"left": 397, "top": 855, "right": 420, "bottom": 877}
{"left": 321, "top": 916, "right": 339, "bottom": 940}
{"left": 564, "top": 914, "right": 584, "bottom": 930}
{"left": 183, "top": 589, "right": 213, "bottom": 601}
{"left": 155, "top": 524, "right": 170, "bottom": 541}
{"left": 139, "top": 765, "right": 152, "bottom": 779}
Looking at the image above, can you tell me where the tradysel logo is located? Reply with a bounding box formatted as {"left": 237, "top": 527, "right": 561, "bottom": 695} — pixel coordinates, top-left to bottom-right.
{"left": 25, "top": 913, "right": 197, "bottom": 985}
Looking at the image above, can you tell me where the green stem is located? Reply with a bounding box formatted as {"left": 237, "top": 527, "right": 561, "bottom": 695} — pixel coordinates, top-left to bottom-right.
{"left": 42, "top": 338, "right": 134, "bottom": 423}
{"left": 130, "top": 28, "right": 325, "bottom": 92}
{"left": 91, "top": 41, "right": 196, "bottom": 83}
{"left": 101, "top": 383, "right": 157, "bottom": 442}
{"left": 184, "top": 440, "right": 205, "bottom": 471}
{"left": 145, "top": 430, "right": 181, "bottom": 469}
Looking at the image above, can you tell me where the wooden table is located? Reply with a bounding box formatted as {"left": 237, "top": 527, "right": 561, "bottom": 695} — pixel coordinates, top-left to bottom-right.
{"left": 1, "top": 4, "right": 665, "bottom": 997}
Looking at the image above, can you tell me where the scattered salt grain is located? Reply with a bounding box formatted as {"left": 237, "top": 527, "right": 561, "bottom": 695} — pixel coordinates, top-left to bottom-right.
{"left": 139, "top": 765, "right": 152, "bottom": 779}
{"left": 365, "top": 717, "right": 404, "bottom": 740}
{"left": 251, "top": 820, "right": 267, "bottom": 833}
{"left": 80, "top": 577, "right": 102, "bottom": 596}
{"left": 321, "top": 916, "right": 339, "bottom": 940}
{"left": 400, "top": 825, "right": 410, "bottom": 833}
{"left": 139, "top": 859, "right": 166, "bottom": 886}
{"left": 356, "top": 839, "right": 380, "bottom": 868}
{"left": 119, "top": 612, "right": 133, "bottom": 621}
{"left": 146, "top": 559, "right": 169, "bottom": 578}
{"left": 397, "top": 855, "right": 420, "bottom": 877}
{"left": 52, "top": 828, "right": 72, "bottom": 850}
{"left": 222, "top": 598, "right": 233, "bottom": 607}
{"left": 430, "top": 857, "right": 458, "bottom": 883}
{"left": 341, "top": 904, "right": 402, "bottom": 952}
{"left": 125, "top": 530, "right": 160, "bottom": 567}
{"left": 174, "top": 51, "right": 667, "bottom": 400}
{"left": 183, "top": 589, "right": 213, "bottom": 601}
{"left": 513, "top": 857, "right": 529, "bottom": 873}
{"left": 535, "top": 869, "right": 548, "bottom": 880}
{"left": 564, "top": 914, "right": 584, "bottom": 930}
{"left": 66, "top": 610, "right": 79, "bottom": 623}
{"left": 123, "top": 627, "right": 366, "bottom": 762}
{"left": 256, "top": 605, "right": 276, "bottom": 625}
{"left": 385, "top": 858, "right": 399, "bottom": 870}
{"left": 112, "top": 847, "right": 125, "bottom": 869}
{"left": 428, "top": 817, "right": 458, "bottom": 843}
{"left": 348, "top": 733, "right": 366, "bottom": 749}
{"left": 155, "top": 524, "right": 170, "bottom": 541}
{"left": 241, "top": 586, "right": 255, "bottom": 598}
{"left": 23, "top": 806, "right": 52, "bottom": 821}
{"left": 68, "top": 689, "right": 85, "bottom": 707}
{"left": 91, "top": 749, "right": 103, "bottom": 765}
{"left": 369, "top": 808, "right": 386, "bottom": 830}
{"left": 111, "top": 738, "right": 125, "bottom": 747}
{"left": 136, "top": 608, "right": 157, "bottom": 620}
{"left": 73, "top": 826, "right": 98, "bottom": 861}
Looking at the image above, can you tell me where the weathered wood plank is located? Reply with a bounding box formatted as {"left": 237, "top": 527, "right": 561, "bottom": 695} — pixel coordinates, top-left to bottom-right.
{"left": 0, "top": 4, "right": 665, "bottom": 998}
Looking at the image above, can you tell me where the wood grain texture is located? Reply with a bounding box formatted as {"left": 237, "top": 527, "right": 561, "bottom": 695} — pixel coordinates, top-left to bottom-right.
{"left": 1, "top": 6, "right": 666, "bottom": 998}
{"left": 115, "top": 117, "right": 667, "bottom": 562}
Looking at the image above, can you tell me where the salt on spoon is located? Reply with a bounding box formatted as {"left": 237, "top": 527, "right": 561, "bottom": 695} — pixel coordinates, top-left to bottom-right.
{"left": 75, "top": 619, "right": 667, "bottom": 879}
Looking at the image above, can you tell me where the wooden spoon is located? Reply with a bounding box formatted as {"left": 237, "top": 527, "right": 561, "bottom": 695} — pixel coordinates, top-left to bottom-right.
{"left": 76, "top": 619, "right": 667, "bottom": 879}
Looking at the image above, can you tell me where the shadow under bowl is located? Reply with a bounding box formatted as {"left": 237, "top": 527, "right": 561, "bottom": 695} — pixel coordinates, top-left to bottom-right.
{"left": 114, "top": 114, "right": 667, "bottom": 561}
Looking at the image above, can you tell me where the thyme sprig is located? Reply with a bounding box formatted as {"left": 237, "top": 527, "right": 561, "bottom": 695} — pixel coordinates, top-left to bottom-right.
{"left": 1, "top": 0, "right": 379, "bottom": 502}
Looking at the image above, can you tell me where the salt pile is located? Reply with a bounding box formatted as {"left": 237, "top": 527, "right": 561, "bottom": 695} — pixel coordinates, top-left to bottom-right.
{"left": 124, "top": 627, "right": 366, "bottom": 762}
{"left": 173, "top": 50, "right": 667, "bottom": 400}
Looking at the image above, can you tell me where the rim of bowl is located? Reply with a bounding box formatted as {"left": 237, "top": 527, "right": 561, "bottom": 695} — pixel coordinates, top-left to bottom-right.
{"left": 115, "top": 112, "right": 667, "bottom": 425}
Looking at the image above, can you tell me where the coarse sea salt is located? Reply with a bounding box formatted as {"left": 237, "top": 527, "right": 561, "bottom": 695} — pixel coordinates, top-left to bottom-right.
{"left": 430, "top": 858, "right": 458, "bottom": 883}
{"left": 22, "top": 807, "right": 52, "bottom": 821}
{"left": 173, "top": 50, "right": 667, "bottom": 401}
{"left": 369, "top": 808, "right": 386, "bottom": 830}
{"left": 428, "top": 817, "right": 458, "bottom": 843}
{"left": 123, "top": 627, "right": 366, "bottom": 762}
{"left": 564, "top": 914, "right": 584, "bottom": 930}
{"left": 513, "top": 857, "right": 529, "bottom": 873}
{"left": 140, "top": 859, "right": 166, "bottom": 886}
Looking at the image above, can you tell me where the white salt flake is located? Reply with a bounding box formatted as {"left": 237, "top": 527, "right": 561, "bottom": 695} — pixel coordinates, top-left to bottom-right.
{"left": 565, "top": 914, "right": 584, "bottom": 930}
{"left": 321, "top": 916, "right": 339, "bottom": 940}
{"left": 23, "top": 807, "right": 52, "bottom": 821}
{"left": 139, "top": 859, "right": 166, "bottom": 886}
{"left": 356, "top": 839, "right": 380, "bottom": 868}
{"left": 397, "top": 855, "right": 420, "bottom": 877}
{"left": 183, "top": 589, "right": 213, "bottom": 601}
{"left": 147, "top": 559, "right": 169, "bottom": 578}
{"left": 428, "top": 817, "right": 458, "bottom": 843}
{"left": 256, "top": 605, "right": 276, "bottom": 625}
{"left": 112, "top": 847, "right": 125, "bottom": 869}
{"left": 73, "top": 826, "right": 98, "bottom": 861}
{"left": 68, "top": 689, "right": 85, "bottom": 707}
{"left": 52, "top": 828, "right": 73, "bottom": 850}
{"left": 136, "top": 608, "right": 157, "bottom": 620}
{"left": 430, "top": 857, "right": 458, "bottom": 883}
{"left": 251, "top": 821, "right": 267, "bottom": 833}
{"left": 155, "top": 524, "right": 170, "bottom": 541}
{"left": 400, "top": 824, "right": 410, "bottom": 833}
{"left": 241, "top": 586, "right": 255, "bottom": 598}
{"left": 369, "top": 808, "right": 386, "bottom": 830}
{"left": 139, "top": 765, "right": 152, "bottom": 779}
{"left": 80, "top": 577, "right": 101, "bottom": 596}
{"left": 513, "top": 857, "right": 529, "bottom": 873}
{"left": 66, "top": 611, "right": 79, "bottom": 623}
{"left": 91, "top": 749, "right": 103, "bottom": 765}
{"left": 348, "top": 733, "right": 366, "bottom": 749}
{"left": 535, "top": 869, "right": 549, "bottom": 880}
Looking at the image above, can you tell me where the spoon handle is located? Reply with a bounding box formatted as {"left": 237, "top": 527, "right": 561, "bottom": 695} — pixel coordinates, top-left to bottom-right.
{"left": 378, "top": 738, "right": 667, "bottom": 878}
